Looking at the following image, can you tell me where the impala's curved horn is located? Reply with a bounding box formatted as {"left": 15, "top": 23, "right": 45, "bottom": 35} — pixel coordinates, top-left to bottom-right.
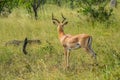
{"left": 61, "top": 13, "right": 66, "bottom": 23}
{"left": 52, "top": 13, "right": 60, "bottom": 23}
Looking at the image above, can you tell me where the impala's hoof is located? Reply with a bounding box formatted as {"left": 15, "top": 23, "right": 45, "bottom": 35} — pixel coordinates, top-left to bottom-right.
{"left": 92, "top": 54, "right": 97, "bottom": 59}
{"left": 64, "top": 65, "right": 70, "bottom": 70}
{"left": 67, "top": 66, "right": 70, "bottom": 69}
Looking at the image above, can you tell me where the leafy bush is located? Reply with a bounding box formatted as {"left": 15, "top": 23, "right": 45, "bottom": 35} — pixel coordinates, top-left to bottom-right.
{"left": 77, "top": 0, "right": 113, "bottom": 23}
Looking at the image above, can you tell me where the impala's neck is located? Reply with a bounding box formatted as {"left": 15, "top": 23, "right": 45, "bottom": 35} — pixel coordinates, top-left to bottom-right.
{"left": 57, "top": 26, "right": 65, "bottom": 39}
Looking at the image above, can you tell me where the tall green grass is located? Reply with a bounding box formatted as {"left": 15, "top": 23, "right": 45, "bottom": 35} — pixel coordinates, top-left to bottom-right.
{"left": 0, "top": 5, "right": 120, "bottom": 80}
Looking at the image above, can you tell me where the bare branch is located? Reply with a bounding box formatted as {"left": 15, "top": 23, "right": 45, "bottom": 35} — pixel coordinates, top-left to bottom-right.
{"left": 23, "top": 37, "right": 28, "bottom": 55}
{"left": 36, "top": 0, "right": 41, "bottom": 9}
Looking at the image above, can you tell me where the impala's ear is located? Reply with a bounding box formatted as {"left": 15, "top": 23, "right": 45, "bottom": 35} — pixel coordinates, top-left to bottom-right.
{"left": 52, "top": 20, "right": 58, "bottom": 25}
{"left": 63, "top": 21, "right": 68, "bottom": 26}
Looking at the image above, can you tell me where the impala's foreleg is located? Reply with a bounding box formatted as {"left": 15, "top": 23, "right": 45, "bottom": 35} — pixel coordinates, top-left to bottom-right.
{"left": 64, "top": 48, "right": 70, "bottom": 69}
{"left": 66, "top": 49, "right": 70, "bottom": 68}
{"left": 64, "top": 48, "right": 67, "bottom": 68}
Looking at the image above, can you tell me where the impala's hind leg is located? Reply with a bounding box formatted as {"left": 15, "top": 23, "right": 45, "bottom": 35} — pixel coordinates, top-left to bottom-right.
{"left": 86, "top": 47, "right": 96, "bottom": 59}
{"left": 86, "top": 37, "right": 96, "bottom": 59}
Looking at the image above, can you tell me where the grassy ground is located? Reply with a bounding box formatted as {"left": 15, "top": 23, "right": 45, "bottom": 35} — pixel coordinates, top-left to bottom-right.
{"left": 0, "top": 5, "right": 120, "bottom": 80}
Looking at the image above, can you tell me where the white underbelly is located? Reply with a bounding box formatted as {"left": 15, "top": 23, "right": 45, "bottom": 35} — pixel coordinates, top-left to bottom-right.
{"left": 66, "top": 42, "right": 81, "bottom": 50}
